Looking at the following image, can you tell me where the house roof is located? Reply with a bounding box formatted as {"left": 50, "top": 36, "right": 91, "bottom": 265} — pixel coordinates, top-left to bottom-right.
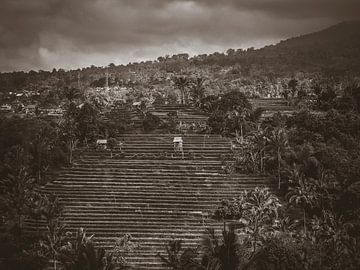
{"left": 96, "top": 139, "right": 107, "bottom": 144}
{"left": 173, "top": 137, "right": 183, "bottom": 143}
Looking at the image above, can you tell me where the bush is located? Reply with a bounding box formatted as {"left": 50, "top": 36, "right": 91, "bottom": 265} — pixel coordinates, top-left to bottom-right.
{"left": 142, "top": 112, "right": 161, "bottom": 132}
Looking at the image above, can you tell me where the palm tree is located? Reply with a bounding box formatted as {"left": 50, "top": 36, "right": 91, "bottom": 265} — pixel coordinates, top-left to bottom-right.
{"left": 59, "top": 117, "right": 79, "bottom": 164}
{"left": 39, "top": 215, "right": 68, "bottom": 270}
{"left": 286, "top": 143, "right": 321, "bottom": 179}
{"left": 157, "top": 239, "right": 200, "bottom": 270}
{"left": 266, "top": 128, "right": 289, "bottom": 189}
{"left": 173, "top": 76, "right": 190, "bottom": 104}
{"left": 59, "top": 228, "right": 116, "bottom": 270}
{"left": 226, "top": 107, "right": 252, "bottom": 143}
{"left": 286, "top": 176, "right": 316, "bottom": 234}
{"left": 190, "top": 77, "right": 206, "bottom": 105}
{"left": 238, "top": 108, "right": 252, "bottom": 142}
{"left": 250, "top": 126, "right": 268, "bottom": 173}
{"left": 239, "top": 187, "right": 281, "bottom": 254}
{"left": 201, "top": 224, "right": 241, "bottom": 270}
{"left": 0, "top": 164, "right": 35, "bottom": 242}
{"left": 63, "top": 86, "right": 81, "bottom": 104}
{"left": 28, "top": 122, "right": 57, "bottom": 183}
{"left": 212, "top": 188, "right": 282, "bottom": 269}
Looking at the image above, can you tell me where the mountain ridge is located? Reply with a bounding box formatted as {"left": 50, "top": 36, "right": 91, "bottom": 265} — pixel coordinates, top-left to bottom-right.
{"left": 0, "top": 21, "right": 359, "bottom": 93}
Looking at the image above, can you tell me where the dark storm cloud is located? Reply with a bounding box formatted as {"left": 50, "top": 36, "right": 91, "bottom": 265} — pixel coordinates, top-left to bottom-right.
{"left": 194, "top": 0, "right": 360, "bottom": 19}
{"left": 0, "top": 0, "right": 359, "bottom": 72}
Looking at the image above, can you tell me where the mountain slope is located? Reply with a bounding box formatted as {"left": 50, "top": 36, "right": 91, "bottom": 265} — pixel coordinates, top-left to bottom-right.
{"left": 261, "top": 20, "right": 360, "bottom": 73}
{"left": 1, "top": 21, "right": 359, "bottom": 94}
{"left": 196, "top": 20, "right": 360, "bottom": 76}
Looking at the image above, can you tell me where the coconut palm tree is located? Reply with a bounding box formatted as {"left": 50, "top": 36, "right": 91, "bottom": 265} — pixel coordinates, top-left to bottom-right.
{"left": 190, "top": 77, "right": 206, "bottom": 105}
{"left": 226, "top": 108, "right": 252, "bottom": 143}
{"left": 286, "top": 176, "right": 317, "bottom": 234}
{"left": 249, "top": 126, "right": 268, "bottom": 173}
{"left": 173, "top": 76, "right": 190, "bottom": 104}
{"left": 265, "top": 128, "right": 289, "bottom": 189}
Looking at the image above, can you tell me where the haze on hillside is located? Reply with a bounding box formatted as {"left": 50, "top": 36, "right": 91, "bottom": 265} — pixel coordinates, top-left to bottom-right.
{"left": 1, "top": 0, "right": 359, "bottom": 72}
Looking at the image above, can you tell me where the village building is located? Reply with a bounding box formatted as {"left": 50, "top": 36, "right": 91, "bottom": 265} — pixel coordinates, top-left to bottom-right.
{"left": 0, "top": 104, "right": 13, "bottom": 113}
{"left": 24, "top": 104, "right": 37, "bottom": 115}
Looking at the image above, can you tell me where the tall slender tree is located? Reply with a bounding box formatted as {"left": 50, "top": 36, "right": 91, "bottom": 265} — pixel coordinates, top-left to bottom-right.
{"left": 266, "top": 127, "right": 289, "bottom": 189}
{"left": 286, "top": 176, "right": 317, "bottom": 234}
{"left": 173, "top": 76, "right": 190, "bottom": 104}
{"left": 190, "top": 77, "right": 206, "bottom": 105}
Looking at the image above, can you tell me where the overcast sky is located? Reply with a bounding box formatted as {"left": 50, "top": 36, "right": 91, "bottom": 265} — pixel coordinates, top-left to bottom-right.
{"left": 0, "top": 0, "right": 359, "bottom": 72}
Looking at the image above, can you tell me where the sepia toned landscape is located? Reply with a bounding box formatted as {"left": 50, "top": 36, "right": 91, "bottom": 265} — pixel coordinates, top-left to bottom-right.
{"left": 0, "top": 1, "right": 360, "bottom": 270}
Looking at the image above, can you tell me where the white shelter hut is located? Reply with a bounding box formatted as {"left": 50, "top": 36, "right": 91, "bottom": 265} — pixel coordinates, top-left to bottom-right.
{"left": 173, "top": 137, "right": 183, "bottom": 153}
{"left": 96, "top": 139, "right": 108, "bottom": 150}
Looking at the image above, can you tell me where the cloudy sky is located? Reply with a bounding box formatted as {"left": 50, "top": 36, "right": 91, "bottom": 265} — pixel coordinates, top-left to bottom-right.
{"left": 0, "top": 0, "right": 359, "bottom": 72}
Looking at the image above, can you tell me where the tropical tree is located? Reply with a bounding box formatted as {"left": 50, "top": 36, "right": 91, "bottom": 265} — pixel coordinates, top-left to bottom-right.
{"left": 110, "top": 233, "right": 138, "bottom": 269}
{"left": 173, "top": 76, "right": 190, "bottom": 104}
{"left": 76, "top": 102, "right": 100, "bottom": 145}
{"left": 59, "top": 117, "right": 79, "bottom": 165}
{"left": 107, "top": 138, "right": 119, "bottom": 158}
{"left": 142, "top": 112, "right": 161, "bottom": 132}
{"left": 205, "top": 91, "right": 260, "bottom": 138}
{"left": 238, "top": 188, "right": 282, "bottom": 254}
{"left": 265, "top": 127, "right": 289, "bottom": 189}
{"left": 286, "top": 176, "right": 317, "bottom": 234}
{"left": 214, "top": 187, "right": 282, "bottom": 260}
{"left": 288, "top": 79, "right": 298, "bottom": 104}
{"left": 218, "top": 91, "right": 252, "bottom": 113}
{"left": 59, "top": 101, "right": 81, "bottom": 164}
{"left": 284, "top": 143, "right": 321, "bottom": 179}
{"left": 227, "top": 107, "right": 252, "bottom": 142}
{"left": 244, "top": 236, "right": 304, "bottom": 270}
{"left": 0, "top": 164, "right": 36, "bottom": 244}
{"left": 28, "top": 121, "right": 58, "bottom": 184}
{"left": 63, "top": 87, "right": 81, "bottom": 104}
{"left": 199, "top": 95, "right": 220, "bottom": 113}
{"left": 190, "top": 77, "right": 206, "bottom": 105}
{"left": 201, "top": 225, "right": 241, "bottom": 270}
{"left": 310, "top": 210, "right": 360, "bottom": 270}
{"left": 157, "top": 239, "right": 200, "bottom": 270}
{"left": 249, "top": 126, "right": 268, "bottom": 173}
{"left": 39, "top": 220, "right": 69, "bottom": 270}
{"left": 58, "top": 228, "right": 115, "bottom": 270}
{"left": 31, "top": 194, "right": 66, "bottom": 270}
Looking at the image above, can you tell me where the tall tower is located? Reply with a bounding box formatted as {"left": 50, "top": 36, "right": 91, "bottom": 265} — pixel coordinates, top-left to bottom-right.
{"left": 105, "top": 67, "right": 109, "bottom": 90}
{"left": 77, "top": 71, "right": 81, "bottom": 90}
